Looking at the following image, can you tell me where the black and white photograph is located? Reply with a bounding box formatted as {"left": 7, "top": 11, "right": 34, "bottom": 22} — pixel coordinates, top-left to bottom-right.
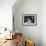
{"left": 22, "top": 14, "right": 37, "bottom": 26}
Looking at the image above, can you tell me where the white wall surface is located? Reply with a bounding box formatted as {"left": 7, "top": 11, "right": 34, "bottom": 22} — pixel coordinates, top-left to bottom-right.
{"left": 13, "top": 0, "right": 41, "bottom": 46}
{"left": 41, "top": 0, "right": 46, "bottom": 46}
{"left": 13, "top": 0, "right": 46, "bottom": 46}
{"left": 0, "top": 0, "right": 16, "bottom": 30}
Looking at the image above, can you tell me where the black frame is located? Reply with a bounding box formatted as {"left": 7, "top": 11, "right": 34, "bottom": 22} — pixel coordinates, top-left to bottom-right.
{"left": 22, "top": 14, "right": 37, "bottom": 26}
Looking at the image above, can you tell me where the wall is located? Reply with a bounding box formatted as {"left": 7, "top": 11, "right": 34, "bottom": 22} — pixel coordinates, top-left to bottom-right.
{"left": 0, "top": 0, "right": 16, "bottom": 30}
{"left": 41, "top": 0, "right": 46, "bottom": 46}
{"left": 13, "top": 0, "right": 41, "bottom": 46}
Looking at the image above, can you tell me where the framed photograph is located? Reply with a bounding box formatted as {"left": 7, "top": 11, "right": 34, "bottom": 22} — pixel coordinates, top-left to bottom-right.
{"left": 22, "top": 14, "right": 37, "bottom": 26}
